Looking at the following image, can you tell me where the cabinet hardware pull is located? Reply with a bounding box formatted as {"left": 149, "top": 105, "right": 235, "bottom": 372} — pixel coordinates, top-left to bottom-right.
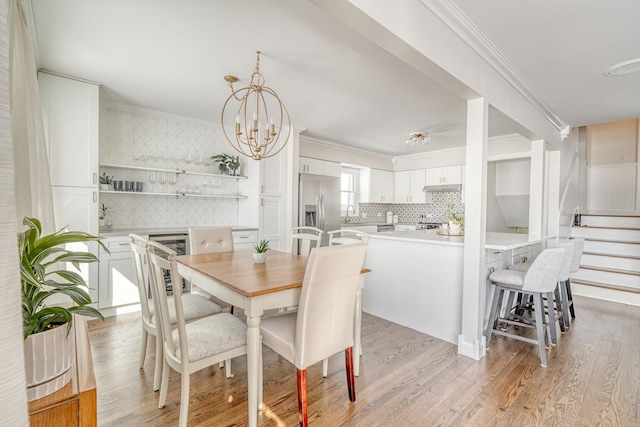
{"left": 118, "top": 243, "right": 129, "bottom": 246}
{"left": 93, "top": 192, "right": 97, "bottom": 202}
{"left": 93, "top": 173, "right": 97, "bottom": 184}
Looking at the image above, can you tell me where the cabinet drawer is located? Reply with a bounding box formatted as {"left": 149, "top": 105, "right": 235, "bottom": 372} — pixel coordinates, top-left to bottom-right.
{"left": 101, "top": 236, "right": 136, "bottom": 254}
{"left": 485, "top": 250, "right": 503, "bottom": 263}
{"left": 233, "top": 230, "right": 258, "bottom": 245}
{"left": 511, "top": 246, "right": 530, "bottom": 256}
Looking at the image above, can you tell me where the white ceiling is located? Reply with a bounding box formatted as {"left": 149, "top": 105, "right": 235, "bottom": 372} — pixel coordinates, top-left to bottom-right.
{"left": 30, "top": 0, "right": 640, "bottom": 157}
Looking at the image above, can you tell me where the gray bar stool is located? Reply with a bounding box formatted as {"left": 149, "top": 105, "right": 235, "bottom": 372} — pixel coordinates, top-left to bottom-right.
{"left": 485, "top": 247, "right": 565, "bottom": 367}
{"left": 507, "top": 240, "right": 575, "bottom": 334}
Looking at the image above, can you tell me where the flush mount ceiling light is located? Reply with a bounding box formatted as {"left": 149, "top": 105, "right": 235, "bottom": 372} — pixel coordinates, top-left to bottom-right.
{"left": 405, "top": 132, "right": 431, "bottom": 146}
{"left": 221, "top": 51, "right": 290, "bottom": 160}
{"left": 604, "top": 58, "right": 640, "bottom": 77}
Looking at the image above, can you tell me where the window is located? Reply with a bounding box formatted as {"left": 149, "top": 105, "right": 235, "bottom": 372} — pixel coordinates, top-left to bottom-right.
{"left": 341, "top": 167, "right": 359, "bottom": 215}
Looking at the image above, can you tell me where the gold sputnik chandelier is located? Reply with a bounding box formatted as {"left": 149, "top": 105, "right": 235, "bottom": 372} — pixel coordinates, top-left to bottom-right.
{"left": 221, "top": 51, "right": 291, "bottom": 160}
{"left": 405, "top": 132, "right": 431, "bottom": 146}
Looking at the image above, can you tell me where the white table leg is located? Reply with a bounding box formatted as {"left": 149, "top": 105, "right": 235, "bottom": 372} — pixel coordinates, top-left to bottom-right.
{"left": 247, "top": 315, "right": 261, "bottom": 427}
{"left": 354, "top": 277, "right": 364, "bottom": 376}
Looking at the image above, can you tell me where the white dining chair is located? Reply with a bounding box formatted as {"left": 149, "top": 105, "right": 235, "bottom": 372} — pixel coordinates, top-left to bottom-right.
{"left": 291, "top": 226, "right": 324, "bottom": 256}
{"left": 147, "top": 240, "right": 247, "bottom": 427}
{"left": 259, "top": 243, "right": 368, "bottom": 427}
{"left": 323, "top": 229, "right": 370, "bottom": 377}
{"left": 188, "top": 226, "right": 234, "bottom": 254}
{"left": 188, "top": 226, "right": 236, "bottom": 314}
{"left": 129, "top": 234, "right": 223, "bottom": 392}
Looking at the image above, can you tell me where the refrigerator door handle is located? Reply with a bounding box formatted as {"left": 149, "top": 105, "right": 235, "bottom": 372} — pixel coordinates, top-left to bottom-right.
{"left": 316, "top": 194, "right": 321, "bottom": 228}
{"left": 319, "top": 194, "right": 325, "bottom": 229}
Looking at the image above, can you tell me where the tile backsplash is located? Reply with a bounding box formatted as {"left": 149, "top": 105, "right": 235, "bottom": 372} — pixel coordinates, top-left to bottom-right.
{"left": 99, "top": 106, "right": 239, "bottom": 229}
{"left": 349, "top": 192, "right": 463, "bottom": 224}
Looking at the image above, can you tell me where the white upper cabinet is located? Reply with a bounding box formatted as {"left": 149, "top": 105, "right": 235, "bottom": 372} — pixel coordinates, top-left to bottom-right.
{"left": 360, "top": 168, "right": 394, "bottom": 203}
{"left": 394, "top": 169, "right": 425, "bottom": 203}
{"left": 425, "top": 165, "right": 462, "bottom": 186}
{"left": 299, "top": 156, "right": 340, "bottom": 177}
{"left": 39, "top": 72, "right": 99, "bottom": 188}
{"left": 370, "top": 169, "right": 394, "bottom": 203}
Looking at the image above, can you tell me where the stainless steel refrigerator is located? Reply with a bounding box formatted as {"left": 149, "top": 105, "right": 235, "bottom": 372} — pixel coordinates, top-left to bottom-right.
{"left": 298, "top": 173, "right": 341, "bottom": 247}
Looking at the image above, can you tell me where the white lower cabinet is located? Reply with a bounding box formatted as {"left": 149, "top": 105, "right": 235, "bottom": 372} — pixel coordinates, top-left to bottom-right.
{"left": 233, "top": 229, "right": 258, "bottom": 250}
{"left": 484, "top": 250, "right": 506, "bottom": 329}
{"left": 98, "top": 235, "right": 140, "bottom": 309}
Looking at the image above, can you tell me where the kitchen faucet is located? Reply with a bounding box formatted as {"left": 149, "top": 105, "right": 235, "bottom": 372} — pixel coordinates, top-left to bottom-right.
{"left": 346, "top": 204, "right": 356, "bottom": 223}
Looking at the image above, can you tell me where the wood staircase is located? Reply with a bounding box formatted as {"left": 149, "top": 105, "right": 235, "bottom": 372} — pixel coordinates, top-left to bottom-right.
{"left": 571, "top": 214, "right": 640, "bottom": 306}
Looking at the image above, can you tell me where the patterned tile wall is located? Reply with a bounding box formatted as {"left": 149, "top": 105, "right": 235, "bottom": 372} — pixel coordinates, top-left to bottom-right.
{"left": 350, "top": 191, "right": 463, "bottom": 224}
{"left": 99, "top": 106, "right": 240, "bottom": 229}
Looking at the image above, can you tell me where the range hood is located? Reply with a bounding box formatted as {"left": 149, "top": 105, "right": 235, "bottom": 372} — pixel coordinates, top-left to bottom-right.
{"left": 422, "top": 184, "right": 462, "bottom": 192}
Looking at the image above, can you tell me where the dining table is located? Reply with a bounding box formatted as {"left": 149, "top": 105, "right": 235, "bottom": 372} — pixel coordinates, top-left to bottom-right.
{"left": 175, "top": 248, "right": 368, "bottom": 427}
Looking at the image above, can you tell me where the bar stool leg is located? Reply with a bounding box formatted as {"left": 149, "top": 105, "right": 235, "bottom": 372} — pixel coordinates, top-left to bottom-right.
{"left": 533, "top": 293, "right": 548, "bottom": 367}
{"left": 485, "top": 287, "right": 504, "bottom": 348}
{"left": 560, "top": 280, "right": 571, "bottom": 328}
{"left": 554, "top": 285, "right": 566, "bottom": 333}
{"left": 566, "top": 278, "right": 576, "bottom": 318}
{"left": 546, "top": 291, "right": 557, "bottom": 346}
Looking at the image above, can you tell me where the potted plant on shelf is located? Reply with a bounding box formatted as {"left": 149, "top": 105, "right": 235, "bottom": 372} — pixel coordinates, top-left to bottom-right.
{"left": 445, "top": 201, "right": 464, "bottom": 235}
{"left": 20, "top": 217, "right": 107, "bottom": 401}
{"left": 253, "top": 239, "right": 270, "bottom": 263}
{"left": 211, "top": 153, "right": 240, "bottom": 176}
{"left": 99, "top": 172, "right": 113, "bottom": 191}
{"left": 99, "top": 203, "right": 112, "bottom": 229}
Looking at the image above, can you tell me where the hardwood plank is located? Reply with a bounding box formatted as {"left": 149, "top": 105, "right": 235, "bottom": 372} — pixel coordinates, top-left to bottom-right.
{"left": 88, "top": 295, "right": 640, "bottom": 426}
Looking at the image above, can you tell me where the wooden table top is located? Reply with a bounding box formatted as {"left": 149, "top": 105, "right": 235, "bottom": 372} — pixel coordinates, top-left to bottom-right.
{"left": 175, "top": 249, "right": 309, "bottom": 297}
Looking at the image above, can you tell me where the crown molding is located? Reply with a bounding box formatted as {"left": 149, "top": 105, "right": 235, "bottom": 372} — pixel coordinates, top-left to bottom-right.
{"left": 300, "top": 135, "right": 394, "bottom": 160}
{"left": 392, "top": 145, "right": 466, "bottom": 162}
{"left": 420, "top": 0, "right": 568, "bottom": 134}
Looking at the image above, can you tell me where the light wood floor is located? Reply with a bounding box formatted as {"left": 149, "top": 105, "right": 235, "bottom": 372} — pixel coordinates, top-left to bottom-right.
{"left": 88, "top": 295, "right": 640, "bottom": 426}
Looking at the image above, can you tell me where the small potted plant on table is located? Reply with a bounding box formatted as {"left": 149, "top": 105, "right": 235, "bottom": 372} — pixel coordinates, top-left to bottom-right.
{"left": 253, "top": 239, "right": 270, "bottom": 263}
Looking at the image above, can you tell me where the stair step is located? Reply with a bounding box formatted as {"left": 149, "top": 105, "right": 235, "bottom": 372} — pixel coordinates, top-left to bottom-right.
{"left": 571, "top": 278, "right": 640, "bottom": 294}
{"left": 582, "top": 252, "right": 640, "bottom": 271}
{"left": 580, "top": 265, "right": 640, "bottom": 276}
{"left": 572, "top": 267, "right": 640, "bottom": 291}
{"left": 583, "top": 239, "right": 640, "bottom": 257}
{"left": 572, "top": 226, "right": 640, "bottom": 242}
{"left": 583, "top": 251, "right": 640, "bottom": 261}
{"left": 579, "top": 214, "right": 640, "bottom": 228}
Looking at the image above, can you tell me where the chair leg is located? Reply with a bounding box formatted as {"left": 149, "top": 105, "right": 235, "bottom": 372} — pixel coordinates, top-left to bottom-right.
{"left": 225, "top": 359, "right": 232, "bottom": 378}
{"left": 258, "top": 344, "right": 263, "bottom": 411}
{"left": 322, "top": 358, "right": 329, "bottom": 378}
{"left": 158, "top": 359, "right": 170, "bottom": 408}
{"left": 345, "top": 347, "right": 356, "bottom": 402}
{"left": 178, "top": 371, "right": 190, "bottom": 427}
{"left": 153, "top": 334, "right": 163, "bottom": 391}
{"left": 533, "top": 293, "right": 548, "bottom": 367}
{"left": 560, "top": 280, "right": 571, "bottom": 328}
{"left": 139, "top": 328, "right": 148, "bottom": 369}
{"left": 297, "top": 368, "right": 308, "bottom": 427}
{"left": 554, "top": 285, "right": 565, "bottom": 333}
{"left": 484, "top": 287, "right": 504, "bottom": 348}
{"left": 546, "top": 292, "right": 557, "bottom": 346}
{"left": 567, "top": 278, "right": 576, "bottom": 318}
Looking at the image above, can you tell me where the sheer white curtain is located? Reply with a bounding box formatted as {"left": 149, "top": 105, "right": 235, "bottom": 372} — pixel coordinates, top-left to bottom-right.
{"left": 0, "top": 0, "right": 30, "bottom": 424}
{"left": 9, "top": 0, "right": 54, "bottom": 232}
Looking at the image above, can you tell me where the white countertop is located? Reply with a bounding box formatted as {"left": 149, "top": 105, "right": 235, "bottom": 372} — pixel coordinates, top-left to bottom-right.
{"left": 100, "top": 225, "right": 258, "bottom": 237}
{"left": 370, "top": 230, "right": 551, "bottom": 250}
{"left": 485, "top": 232, "right": 550, "bottom": 250}
{"left": 370, "top": 229, "right": 464, "bottom": 247}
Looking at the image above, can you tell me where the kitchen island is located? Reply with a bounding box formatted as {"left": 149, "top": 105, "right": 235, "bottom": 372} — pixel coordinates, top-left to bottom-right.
{"left": 362, "top": 230, "right": 548, "bottom": 344}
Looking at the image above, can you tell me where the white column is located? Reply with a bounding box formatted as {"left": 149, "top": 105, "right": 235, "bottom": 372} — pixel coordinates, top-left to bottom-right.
{"left": 458, "top": 97, "right": 488, "bottom": 360}
{"left": 529, "top": 140, "right": 545, "bottom": 237}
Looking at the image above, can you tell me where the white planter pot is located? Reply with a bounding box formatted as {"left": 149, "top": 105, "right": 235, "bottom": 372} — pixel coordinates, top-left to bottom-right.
{"left": 253, "top": 252, "right": 267, "bottom": 263}
{"left": 449, "top": 221, "right": 462, "bottom": 235}
{"left": 100, "top": 183, "right": 110, "bottom": 191}
{"left": 24, "top": 324, "right": 74, "bottom": 401}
